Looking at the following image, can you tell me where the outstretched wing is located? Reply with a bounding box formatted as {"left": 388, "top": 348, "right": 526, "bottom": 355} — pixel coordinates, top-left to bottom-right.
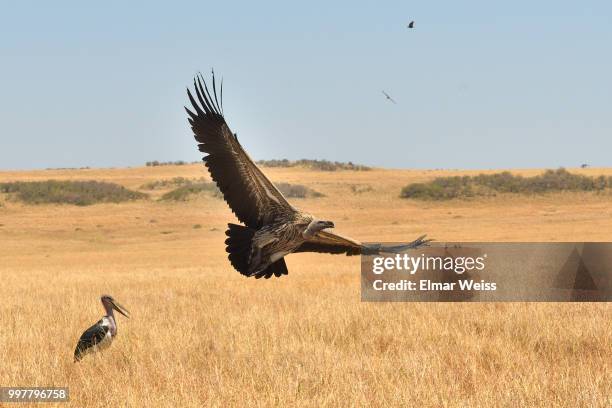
{"left": 185, "top": 72, "right": 297, "bottom": 229}
{"left": 294, "top": 230, "right": 364, "bottom": 255}
{"left": 74, "top": 320, "right": 108, "bottom": 361}
{"left": 295, "top": 230, "right": 431, "bottom": 256}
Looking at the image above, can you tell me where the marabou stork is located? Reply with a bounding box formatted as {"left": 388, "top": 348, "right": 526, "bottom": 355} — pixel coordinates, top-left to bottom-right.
{"left": 74, "top": 295, "right": 130, "bottom": 361}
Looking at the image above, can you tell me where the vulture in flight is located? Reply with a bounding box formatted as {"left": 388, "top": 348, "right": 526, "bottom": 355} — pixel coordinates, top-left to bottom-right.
{"left": 185, "top": 72, "right": 430, "bottom": 279}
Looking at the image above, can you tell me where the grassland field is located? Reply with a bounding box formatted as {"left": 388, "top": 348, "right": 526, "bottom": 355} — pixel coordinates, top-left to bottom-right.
{"left": 0, "top": 164, "right": 610, "bottom": 407}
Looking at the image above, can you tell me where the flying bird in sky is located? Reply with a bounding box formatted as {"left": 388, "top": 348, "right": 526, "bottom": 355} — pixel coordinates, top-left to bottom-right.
{"left": 185, "top": 72, "right": 430, "bottom": 279}
{"left": 74, "top": 295, "right": 130, "bottom": 361}
{"left": 408, "top": 21, "right": 414, "bottom": 29}
{"left": 382, "top": 90, "right": 397, "bottom": 104}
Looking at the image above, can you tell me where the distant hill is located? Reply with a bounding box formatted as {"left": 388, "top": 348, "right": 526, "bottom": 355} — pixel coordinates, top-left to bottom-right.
{"left": 256, "top": 159, "right": 371, "bottom": 171}
{"left": 145, "top": 159, "right": 371, "bottom": 171}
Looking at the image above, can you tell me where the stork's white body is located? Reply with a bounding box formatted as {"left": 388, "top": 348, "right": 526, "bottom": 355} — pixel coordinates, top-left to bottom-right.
{"left": 96, "top": 317, "right": 115, "bottom": 349}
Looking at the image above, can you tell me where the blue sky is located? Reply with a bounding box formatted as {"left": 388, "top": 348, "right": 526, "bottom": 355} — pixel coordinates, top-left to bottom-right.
{"left": 1, "top": 1, "right": 610, "bottom": 170}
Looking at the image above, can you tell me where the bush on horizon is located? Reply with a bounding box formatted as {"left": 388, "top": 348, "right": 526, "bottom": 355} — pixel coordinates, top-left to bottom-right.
{"left": 0, "top": 180, "right": 148, "bottom": 206}
{"left": 145, "top": 160, "right": 200, "bottom": 167}
{"left": 160, "top": 181, "right": 323, "bottom": 201}
{"left": 144, "top": 158, "right": 370, "bottom": 171}
{"left": 160, "top": 182, "right": 222, "bottom": 201}
{"left": 400, "top": 169, "right": 612, "bottom": 200}
{"left": 256, "top": 159, "right": 371, "bottom": 171}
{"left": 140, "top": 177, "right": 207, "bottom": 190}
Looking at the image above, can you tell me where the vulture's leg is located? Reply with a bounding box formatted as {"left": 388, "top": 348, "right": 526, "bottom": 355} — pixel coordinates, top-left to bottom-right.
{"left": 249, "top": 246, "right": 263, "bottom": 274}
{"left": 249, "top": 233, "right": 278, "bottom": 274}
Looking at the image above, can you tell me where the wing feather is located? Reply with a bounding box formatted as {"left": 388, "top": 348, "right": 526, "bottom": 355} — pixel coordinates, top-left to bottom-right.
{"left": 296, "top": 231, "right": 432, "bottom": 256}
{"left": 74, "top": 320, "right": 109, "bottom": 361}
{"left": 186, "top": 72, "right": 296, "bottom": 228}
{"left": 295, "top": 230, "right": 364, "bottom": 256}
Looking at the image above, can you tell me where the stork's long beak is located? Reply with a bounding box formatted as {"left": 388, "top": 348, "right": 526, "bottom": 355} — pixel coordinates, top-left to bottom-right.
{"left": 111, "top": 300, "right": 130, "bottom": 318}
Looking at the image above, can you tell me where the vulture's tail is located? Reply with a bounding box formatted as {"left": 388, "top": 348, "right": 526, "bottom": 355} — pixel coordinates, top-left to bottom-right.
{"left": 225, "top": 223, "right": 289, "bottom": 279}
{"left": 225, "top": 223, "right": 255, "bottom": 276}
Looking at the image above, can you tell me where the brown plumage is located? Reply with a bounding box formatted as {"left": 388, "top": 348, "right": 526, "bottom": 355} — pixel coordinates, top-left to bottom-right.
{"left": 185, "top": 71, "right": 430, "bottom": 279}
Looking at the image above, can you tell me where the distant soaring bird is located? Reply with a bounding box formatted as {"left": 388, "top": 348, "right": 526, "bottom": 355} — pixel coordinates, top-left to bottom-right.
{"left": 185, "top": 72, "right": 430, "bottom": 279}
{"left": 74, "top": 295, "right": 130, "bottom": 361}
{"left": 382, "top": 90, "right": 397, "bottom": 104}
{"left": 408, "top": 21, "right": 414, "bottom": 29}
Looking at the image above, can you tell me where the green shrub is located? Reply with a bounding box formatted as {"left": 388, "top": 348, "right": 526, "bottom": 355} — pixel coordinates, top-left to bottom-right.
{"left": 160, "top": 182, "right": 222, "bottom": 201}
{"left": 0, "top": 180, "right": 147, "bottom": 206}
{"left": 401, "top": 169, "right": 612, "bottom": 200}
{"left": 160, "top": 182, "right": 323, "bottom": 201}
{"left": 140, "top": 177, "right": 206, "bottom": 190}
{"left": 350, "top": 184, "right": 373, "bottom": 194}
{"left": 275, "top": 182, "right": 324, "bottom": 198}
{"left": 400, "top": 180, "right": 478, "bottom": 200}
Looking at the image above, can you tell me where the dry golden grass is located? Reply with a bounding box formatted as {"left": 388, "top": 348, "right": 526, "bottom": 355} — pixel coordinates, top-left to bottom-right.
{"left": 0, "top": 164, "right": 610, "bottom": 407}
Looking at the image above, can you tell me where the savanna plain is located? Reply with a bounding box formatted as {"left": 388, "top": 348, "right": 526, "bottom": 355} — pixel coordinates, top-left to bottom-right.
{"left": 0, "top": 164, "right": 610, "bottom": 407}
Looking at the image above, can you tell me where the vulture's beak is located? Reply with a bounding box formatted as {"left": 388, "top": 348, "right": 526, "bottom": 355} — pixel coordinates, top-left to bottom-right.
{"left": 111, "top": 299, "right": 130, "bottom": 318}
{"left": 323, "top": 221, "right": 335, "bottom": 229}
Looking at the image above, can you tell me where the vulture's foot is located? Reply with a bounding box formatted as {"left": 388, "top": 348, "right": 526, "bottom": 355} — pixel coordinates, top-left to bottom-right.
{"left": 363, "top": 235, "right": 433, "bottom": 255}
{"left": 405, "top": 234, "right": 433, "bottom": 249}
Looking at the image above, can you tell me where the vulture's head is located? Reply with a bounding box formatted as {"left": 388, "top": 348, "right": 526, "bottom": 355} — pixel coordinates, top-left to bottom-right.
{"left": 303, "top": 219, "right": 335, "bottom": 238}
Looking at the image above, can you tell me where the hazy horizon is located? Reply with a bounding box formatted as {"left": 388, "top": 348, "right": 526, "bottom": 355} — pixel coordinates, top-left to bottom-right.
{"left": 1, "top": 1, "right": 610, "bottom": 170}
{"left": 1, "top": 159, "right": 608, "bottom": 173}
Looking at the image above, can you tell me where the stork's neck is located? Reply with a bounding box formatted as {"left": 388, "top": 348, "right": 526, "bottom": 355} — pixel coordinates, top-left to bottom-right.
{"left": 106, "top": 315, "right": 117, "bottom": 336}
{"left": 103, "top": 303, "right": 117, "bottom": 336}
